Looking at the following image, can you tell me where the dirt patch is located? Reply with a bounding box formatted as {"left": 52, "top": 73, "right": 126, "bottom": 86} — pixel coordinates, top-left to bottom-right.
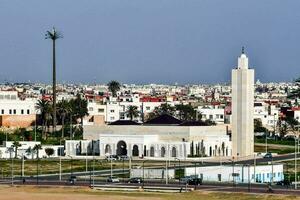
{"left": 0, "top": 186, "right": 163, "bottom": 200}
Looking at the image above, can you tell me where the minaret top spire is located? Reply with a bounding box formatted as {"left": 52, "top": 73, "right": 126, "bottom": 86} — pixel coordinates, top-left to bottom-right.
{"left": 242, "top": 46, "right": 245, "bottom": 54}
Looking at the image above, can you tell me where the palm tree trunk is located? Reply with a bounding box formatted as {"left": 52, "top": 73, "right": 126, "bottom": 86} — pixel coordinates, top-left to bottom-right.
{"left": 15, "top": 147, "right": 17, "bottom": 159}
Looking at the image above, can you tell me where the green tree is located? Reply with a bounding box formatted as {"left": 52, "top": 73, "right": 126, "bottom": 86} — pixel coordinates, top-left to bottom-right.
{"left": 286, "top": 117, "right": 299, "bottom": 136}
{"left": 175, "top": 104, "right": 196, "bottom": 121}
{"left": 70, "top": 94, "right": 88, "bottom": 126}
{"left": 12, "top": 141, "right": 22, "bottom": 159}
{"left": 57, "top": 99, "right": 71, "bottom": 138}
{"left": 26, "top": 146, "right": 35, "bottom": 159}
{"left": 35, "top": 99, "right": 52, "bottom": 139}
{"left": 126, "top": 105, "right": 139, "bottom": 121}
{"left": 33, "top": 144, "right": 42, "bottom": 159}
{"left": 254, "top": 118, "right": 268, "bottom": 133}
{"left": 107, "top": 80, "right": 121, "bottom": 97}
{"left": 288, "top": 78, "right": 300, "bottom": 103}
{"left": 45, "top": 148, "right": 54, "bottom": 157}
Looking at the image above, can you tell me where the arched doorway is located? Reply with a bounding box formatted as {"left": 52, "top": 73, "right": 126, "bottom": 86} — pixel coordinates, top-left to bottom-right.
{"left": 132, "top": 145, "right": 139, "bottom": 156}
{"left": 209, "top": 146, "right": 212, "bottom": 157}
{"left": 116, "top": 141, "right": 127, "bottom": 156}
{"left": 150, "top": 146, "right": 155, "bottom": 157}
{"left": 171, "top": 147, "right": 177, "bottom": 157}
{"left": 161, "top": 147, "right": 166, "bottom": 157}
{"left": 105, "top": 144, "right": 112, "bottom": 155}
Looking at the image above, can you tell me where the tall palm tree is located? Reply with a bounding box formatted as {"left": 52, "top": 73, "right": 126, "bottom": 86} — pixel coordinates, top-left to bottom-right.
{"left": 57, "top": 99, "right": 70, "bottom": 138}
{"left": 107, "top": 80, "right": 121, "bottom": 97}
{"left": 45, "top": 27, "right": 63, "bottom": 134}
{"left": 126, "top": 105, "right": 139, "bottom": 121}
{"left": 12, "top": 141, "right": 21, "bottom": 159}
{"left": 35, "top": 99, "right": 51, "bottom": 139}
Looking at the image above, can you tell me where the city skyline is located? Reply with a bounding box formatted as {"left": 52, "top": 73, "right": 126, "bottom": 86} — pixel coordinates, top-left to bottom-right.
{"left": 0, "top": 0, "right": 300, "bottom": 84}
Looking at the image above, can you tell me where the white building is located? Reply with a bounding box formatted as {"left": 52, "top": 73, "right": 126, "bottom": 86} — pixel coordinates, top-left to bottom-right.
{"left": 198, "top": 106, "right": 225, "bottom": 124}
{"left": 0, "top": 141, "right": 63, "bottom": 159}
{"left": 65, "top": 116, "right": 232, "bottom": 159}
{"left": 231, "top": 48, "right": 254, "bottom": 157}
{"left": 185, "top": 164, "right": 284, "bottom": 183}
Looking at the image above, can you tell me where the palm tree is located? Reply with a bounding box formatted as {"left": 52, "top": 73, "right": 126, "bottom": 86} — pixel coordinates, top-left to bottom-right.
{"left": 57, "top": 99, "right": 70, "bottom": 138}
{"left": 26, "top": 147, "right": 35, "bottom": 160}
{"left": 33, "top": 144, "right": 42, "bottom": 159}
{"left": 35, "top": 99, "right": 51, "bottom": 139}
{"left": 107, "top": 80, "right": 121, "bottom": 97}
{"left": 126, "top": 105, "right": 139, "bottom": 121}
{"left": 33, "top": 144, "right": 42, "bottom": 184}
{"left": 45, "top": 27, "right": 63, "bottom": 134}
{"left": 70, "top": 94, "right": 88, "bottom": 126}
{"left": 12, "top": 141, "right": 22, "bottom": 159}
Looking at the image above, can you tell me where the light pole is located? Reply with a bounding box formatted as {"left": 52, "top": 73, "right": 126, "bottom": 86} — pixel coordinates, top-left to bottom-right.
{"left": 295, "top": 125, "right": 300, "bottom": 189}
{"left": 231, "top": 157, "right": 235, "bottom": 188}
{"left": 92, "top": 142, "right": 95, "bottom": 187}
{"left": 265, "top": 131, "right": 268, "bottom": 153}
{"left": 142, "top": 160, "right": 148, "bottom": 188}
{"left": 67, "top": 155, "right": 73, "bottom": 179}
{"left": 175, "top": 158, "right": 181, "bottom": 185}
{"left": 246, "top": 164, "right": 251, "bottom": 192}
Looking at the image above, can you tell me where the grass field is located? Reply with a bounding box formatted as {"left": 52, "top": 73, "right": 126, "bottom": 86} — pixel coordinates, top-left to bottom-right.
{"left": 0, "top": 159, "right": 176, "bottom": 177}
{"left": 0, "top": 186, "right": 299, "bottom": 200}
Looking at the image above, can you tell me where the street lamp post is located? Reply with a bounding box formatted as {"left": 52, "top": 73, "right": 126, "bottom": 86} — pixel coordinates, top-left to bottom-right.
{"left": 294, "top": 125, "right": 300, "bottom": 189}
{"left": 92, "top": 143, "right": 95, "bottom": 187}
{"left": 142, "top": 160, "right": 148, "bottom": 188}
{"left": 247, "top": 164, "right": 251, "bottom": 192}
{"left": 122, "top": 159, "right": 125, "bottom": 183}
{"left": 231, "top": 157, "right": 235, "bottom": 188}
{"left": 194, "top": 162, "right": 198, "bottom": 190}
{"left": 175, "top": 158, "right": 181, "bottom": 185}
{"left": 265, "top": 132, "right": 268, "bottom": 153}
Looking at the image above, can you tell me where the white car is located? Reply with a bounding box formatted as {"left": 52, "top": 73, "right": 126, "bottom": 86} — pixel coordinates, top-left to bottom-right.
{"left": 106, "top": 155, "right": 118, "bottom": 161}
{"left": 107, "top": 176, "right": 120, "bottom": 183}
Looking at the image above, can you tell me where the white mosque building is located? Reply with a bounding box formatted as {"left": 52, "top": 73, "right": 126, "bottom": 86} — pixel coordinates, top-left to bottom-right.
{"left": 65, "top": 48, "right": 254, "bottom": 160}
{"left": 65, "top": 114, "right": 232, "bottom": 159}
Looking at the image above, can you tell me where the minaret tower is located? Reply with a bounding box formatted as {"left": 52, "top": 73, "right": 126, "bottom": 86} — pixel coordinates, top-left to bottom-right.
{"left": 231, "top": 47, "right": 255, "bottom": 157}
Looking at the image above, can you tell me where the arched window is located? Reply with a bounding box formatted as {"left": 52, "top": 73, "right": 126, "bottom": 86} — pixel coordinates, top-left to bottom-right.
{"left": 105, "top": 144, "right": 111, "bottom": 155}
{"left": 209, "top": 146, "right": 212, "bottom": 157}
{"left": 150, "top": 146, "right": 155, "bottom": 157}
{"left": 161, "top": 147, "right": 166, "bottom": 157}
{"left": 171, "top": 147, "right": 177, "bottom": 157}
{"left": 132, "top": 145, "right": 139, "bottom": 156}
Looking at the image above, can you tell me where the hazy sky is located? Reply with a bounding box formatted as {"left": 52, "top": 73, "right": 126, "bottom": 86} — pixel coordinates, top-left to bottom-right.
{"left": 0, "top": 0, "right": 299, "bottom": 84}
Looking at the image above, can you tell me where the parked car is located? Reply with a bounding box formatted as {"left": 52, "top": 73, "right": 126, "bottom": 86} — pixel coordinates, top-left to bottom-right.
{"left": 68, "top": 175, "right": 77, "bottom": 185}
{"left": 264, "top": 153, "right": 272, "bottom": 159}
{"left": 106, "top": 155, "right": 118, "bottom": 161}
{"left": 276, "top": 180, "right": 290, "bottom": 186}
{"left": 179, "top": 176, "right": 193, "bottom": 184}
{"left": 128, "top": 177, "right": 143, "bottom": 183}
{"left": 107, "top": 176, "right": 120, "bottom": 183}
{"left": 187, "top": 178, "right": 202, "bottom": 185}
{"left": 119, "top": 155, "right": 130, "bottom": 161}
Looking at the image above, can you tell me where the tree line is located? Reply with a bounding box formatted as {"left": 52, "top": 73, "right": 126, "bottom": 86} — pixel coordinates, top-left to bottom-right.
{"left": 35, "top": 94, "right": 88, "bottom": 139}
